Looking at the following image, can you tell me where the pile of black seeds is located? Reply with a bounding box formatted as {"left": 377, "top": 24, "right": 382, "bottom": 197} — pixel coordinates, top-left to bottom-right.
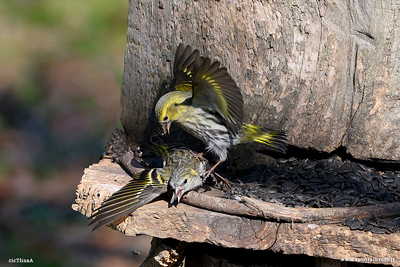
{"left": 343, "top": 216, "right": 400, "bottom": 234}
{"left": 223, "top": 156, "right": 400, "bottom": 233}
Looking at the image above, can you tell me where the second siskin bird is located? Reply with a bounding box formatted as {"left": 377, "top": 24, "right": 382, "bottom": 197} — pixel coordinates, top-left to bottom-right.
{"left": 155, "top": 44, "right": 288, "bottom": 174}
{"left": 88, "top": 148, "right": 207, "bottom": 230}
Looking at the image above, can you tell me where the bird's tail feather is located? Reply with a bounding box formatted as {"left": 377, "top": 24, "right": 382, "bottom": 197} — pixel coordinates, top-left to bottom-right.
{"left": 240, "top": 124, "right": 287, "bottom": 153}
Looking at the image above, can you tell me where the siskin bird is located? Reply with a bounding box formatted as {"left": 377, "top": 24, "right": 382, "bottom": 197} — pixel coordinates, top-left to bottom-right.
{"left": 155, "top": 44, "right": 288, "bottom": 175}
{"left": 88, "top": 148, "right": 207, "bottom": 231}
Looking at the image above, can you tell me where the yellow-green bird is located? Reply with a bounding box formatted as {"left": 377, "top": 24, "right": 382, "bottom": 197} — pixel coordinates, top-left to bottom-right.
{"left": 155, "top": 44, "right": 287, "bottom": 175}
{"left": 88, "top": 148, "right": 207, "bottom": 231}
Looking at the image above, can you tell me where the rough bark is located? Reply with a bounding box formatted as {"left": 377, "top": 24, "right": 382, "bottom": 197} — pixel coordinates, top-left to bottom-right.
{"left": 72, "top": 159, "right": 400, "bottom": 265}
{"left": 121, "top": 0, "right": 400, "bottom": 161}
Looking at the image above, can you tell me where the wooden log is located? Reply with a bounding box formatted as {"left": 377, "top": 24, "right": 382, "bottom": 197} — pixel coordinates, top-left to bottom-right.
{"left": 182, "top": 192, "right": 400, "bottom": 224}
{"left": 72, "top": 159, "right": 400, "bottom": 266}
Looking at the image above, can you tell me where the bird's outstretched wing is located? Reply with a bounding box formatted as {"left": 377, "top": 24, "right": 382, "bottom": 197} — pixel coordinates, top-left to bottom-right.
{"left": 173, "top": 43, "right": 200, "bottom": 92}
{"left": 191, "top": 54, "right": 244, "bottom": 135}
{"left": 88, "top": 168, "right": 170, "bottom": 231}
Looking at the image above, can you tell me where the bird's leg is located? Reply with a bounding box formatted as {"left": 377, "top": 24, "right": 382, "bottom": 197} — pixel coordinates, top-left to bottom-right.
{"left": 196, "top": 152, "right": 204, "bottom": 158}
{"left": 201, "top": 160, "right": 232, "bottom": 186}
{"left": 202, "top": 160, "right": 222, "bottom": 178}
{"left": 213, "top": 171, "right": 232, "bottom": 187}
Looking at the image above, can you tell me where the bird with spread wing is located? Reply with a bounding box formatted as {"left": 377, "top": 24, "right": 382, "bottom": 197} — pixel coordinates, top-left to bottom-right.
{"left": 88, "top": 133, "right": 207, "bottom": 231}
{"left": 155, "top": 44, "right": 288, "bottom": 176}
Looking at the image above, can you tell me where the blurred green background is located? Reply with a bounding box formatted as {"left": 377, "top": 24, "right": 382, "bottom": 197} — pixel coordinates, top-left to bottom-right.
{"left": 0, "top": 1, "right": 151, "bottom": 266}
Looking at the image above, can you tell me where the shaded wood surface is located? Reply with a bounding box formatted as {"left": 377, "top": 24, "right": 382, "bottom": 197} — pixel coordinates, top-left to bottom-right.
{"left": 72, "top": 159, "right": 400, "bottom": 265}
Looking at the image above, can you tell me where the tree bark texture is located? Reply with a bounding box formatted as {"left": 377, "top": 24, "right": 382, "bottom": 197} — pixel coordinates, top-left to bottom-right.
{"left": 72, "top": 158, "right": 400, "bottom": 265}
{"left": 120, "top": 0, "right": 400, "bottom": 161}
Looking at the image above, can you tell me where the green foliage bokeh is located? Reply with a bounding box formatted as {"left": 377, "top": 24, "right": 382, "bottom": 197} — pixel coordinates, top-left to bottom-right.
{"left": 0, "top": 1, "right": 150, "bottom": 266}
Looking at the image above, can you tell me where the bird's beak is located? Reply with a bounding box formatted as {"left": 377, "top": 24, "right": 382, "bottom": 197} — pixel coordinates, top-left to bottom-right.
{"left": 162, "top": 122, "right": 171, "bottom": 135}
{"left": 170, "top": 188, "right": 184, "bottom": 204}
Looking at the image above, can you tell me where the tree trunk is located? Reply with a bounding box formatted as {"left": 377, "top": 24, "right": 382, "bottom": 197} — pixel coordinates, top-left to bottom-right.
{"left": 121, "top": 0, "right": 399, "bottom": 159}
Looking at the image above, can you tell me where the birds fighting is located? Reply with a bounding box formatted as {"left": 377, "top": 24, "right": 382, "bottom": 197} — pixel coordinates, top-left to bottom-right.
{"left": 89, "top": 43, "right": 288, "bottom": 230}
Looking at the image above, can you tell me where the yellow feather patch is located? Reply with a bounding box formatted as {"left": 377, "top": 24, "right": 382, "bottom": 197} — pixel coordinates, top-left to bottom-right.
{"left": 240, "top": 124, "right": 286, "bottom": 151}
{"left": 156, "top": 173, "right": 165, "bottom": 184}
{"left": 155, "top": 91, "right": 192, "bottom": 122}
{"left": 201, "top": 74, "right": 228, "bottom": 117}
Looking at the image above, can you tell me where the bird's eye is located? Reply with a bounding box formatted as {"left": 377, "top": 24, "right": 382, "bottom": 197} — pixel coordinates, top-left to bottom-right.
{"left": 183, "top": 179, "right": 187, "bottom": 184}
{"left": 163, "top": 116, "right": 168, "bottom": 121}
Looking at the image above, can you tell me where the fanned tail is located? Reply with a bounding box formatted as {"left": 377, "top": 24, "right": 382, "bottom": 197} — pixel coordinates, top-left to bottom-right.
{"left": 240, "top": 124, "right": 287, "bottom": 153}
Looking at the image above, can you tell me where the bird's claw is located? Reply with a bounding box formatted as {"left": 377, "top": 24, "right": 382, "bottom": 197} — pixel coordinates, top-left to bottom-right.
{"left": 214, "top": 172, "right": 233, "bottom": 187}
